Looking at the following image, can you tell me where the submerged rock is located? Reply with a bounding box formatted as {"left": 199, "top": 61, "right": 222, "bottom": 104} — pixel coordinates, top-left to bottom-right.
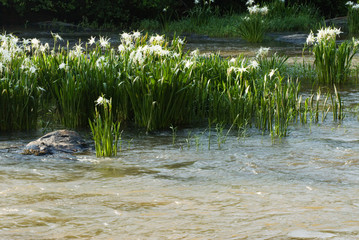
{"left": 23, "top": 130, "right": 88, "bottom": 156}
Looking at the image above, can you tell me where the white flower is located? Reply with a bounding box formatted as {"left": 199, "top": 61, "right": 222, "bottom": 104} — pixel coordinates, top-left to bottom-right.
{"left": 269, "top": 68, "right": 277, "bottom": 78}
{"left": 58, "top": 62, "right": 68, "bottom": 70}
{"left": 260, "top": 6, "right": 268, "bottom": 15}
{"left": 236, "top": 66, "right": 248, "bottom": 73}
{"left": 190, "top": 49, "right": 199, "bottom": 57}
{"left": 96, "top": 56, "right": 108, "bottom": 68}
{"left": 246, "top": 0, "right": 255, "bottom": 6}
{"left": 132, "top": 31, "right": 141, "bottom": 39}
{"left": 256, "top": 47, "right": 270, "bottom": 58}
{"left": 121, "top": 32, "right": 132, "bottom": 45}
{"left": 22, "top": 38, "right": 30, "bottom": 46}
{"left": 149, "top": 34, "right": 164, "bottom": 45}
{"left": 96, "top": 96, "right": 109, "bottom": 106}
{"left": 194, "top": 0, "right": 200, "bottom": 4}
{"left": 346, "top": 1, "right": 354, "bottom": 6}
{"left": 248, "top": 5, "right": 259, "bottom": 14}
{"left": 88, "top": 36, "right": 96, "bottom": 45}
{"left": 353, "top": 4, "right": 359, "bottom": 9}
{"left": 51, "top": 32, "right": 63, "bottom": 41}
{"left": 306, "top": 31, "right": 315, "bottom": 45}
{"left": 99, "top": 36, "right": 110, "bottom": 48}
{"left": 39, "top": 43, "right": 49, "bottom": 53}
{"left": 316, "top": 27, "right": 341, "bottom": 42}
{"left": 249, "top": 60, "right": 259, "bottom": 69}
{"left": 229, "top": 58, "right": 236, "bottom": 64}
{"left": 184, "top": 60, "right": 194, "bottom": 69}
{"left": 31, "top": 38, "right": 40, "bottom": 48}
{"left": 227, "top": 66, "right": 235, "bottom": 75}
{"left": 118, "top": 44, "right": 126, "bottom": 52}
{"left": 29, "top": 66, "right": 37, "bottom": 74}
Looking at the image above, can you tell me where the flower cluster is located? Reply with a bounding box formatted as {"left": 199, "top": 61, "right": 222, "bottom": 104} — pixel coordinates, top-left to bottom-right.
{"left": 306, "top": 27, "right": 342, "bottom": 45}
{"left": 346, "top": 1, "right": 359, "bottom": 9}
{"left": 246, "top": 0, "right": 268, "bottom": 15}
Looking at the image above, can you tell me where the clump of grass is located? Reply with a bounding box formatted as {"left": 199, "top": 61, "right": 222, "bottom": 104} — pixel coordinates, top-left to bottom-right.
{"left": 89, "top": 95, "right": 121, "bottom": 157}
{"left": 304, "top": 26, "right": 359, "bottom": 84}
{"left": 0, "top": 34, "right": 41, "bottom": 131}
{"left": 188, "top": 0, "right": 218, "bottom": 26}
{"left": 237, "top": 0, "right": 269, "bottom": 43}
{"left": 346, "top": 1, "right": 359, "bottom": 35}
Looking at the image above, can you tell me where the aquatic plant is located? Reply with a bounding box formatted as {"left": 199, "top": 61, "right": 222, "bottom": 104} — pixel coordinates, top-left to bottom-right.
{"left": 0, "top": 34, "right": 41, "bottom": 131}
{"left": 188, "top": 0, "right": 217, "bottom": 26}
{"left": 237, "top": 0, "right": 268, "bottom": 43}
{"left": 304, "top": 26, "right": 359, "bottom": 84}
{"left": 89, "top": 95, "right": 121, "bottom": 157}
{"left": 346, "top": 1, "right": 359, "bottom": 35}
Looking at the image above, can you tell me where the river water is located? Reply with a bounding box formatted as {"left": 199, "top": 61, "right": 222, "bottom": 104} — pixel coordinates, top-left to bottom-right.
{"left": 1, "top": 89, "right": 359, "bottom": 239}
{"left": 1, "top": 30, "right": 359, "bottom": 239}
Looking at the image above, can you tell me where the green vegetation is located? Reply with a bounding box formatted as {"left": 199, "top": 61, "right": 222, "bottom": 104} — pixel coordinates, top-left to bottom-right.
{"left": 89, "top": 95, "right": 121, "bottom": 157}
{"left": 237, "top": 0, "right": 269, "bottom": 43}
{"left": 0, "top": 32, "right": 350, "bottom": 140}
{"left": 346, "top": 1, "right": 359, "bottom": 35}
{"left": 304, "top": 26, "right": 359, "bottom": 84}
{"left": 139, "top": 0, "right": 321, "bottom": 37}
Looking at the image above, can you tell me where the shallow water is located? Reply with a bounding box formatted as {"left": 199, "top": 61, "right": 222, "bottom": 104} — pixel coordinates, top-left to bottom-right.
{"left": 1, "top": 89, "right": 359, "bottom": 239}
{"left": 1, "top": 29, "right": 359, "bottom": 239}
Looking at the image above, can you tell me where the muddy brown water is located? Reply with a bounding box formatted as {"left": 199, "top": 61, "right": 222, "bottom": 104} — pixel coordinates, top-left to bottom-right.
{"left": 1, "top": 29, "right": 359, "bottom": 239}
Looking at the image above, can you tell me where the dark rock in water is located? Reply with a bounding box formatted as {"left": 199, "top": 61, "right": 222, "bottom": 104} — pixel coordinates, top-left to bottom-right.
{"left": 23, "top": 130, "right": 88, "bottom": 156}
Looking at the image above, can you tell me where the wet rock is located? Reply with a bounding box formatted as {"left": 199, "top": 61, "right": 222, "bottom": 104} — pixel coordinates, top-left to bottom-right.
{"left": 274, "top": 33, "right": 308, "bottom": 45}
{"left": 23, "top": 130, "right": 88, "bottom": 156}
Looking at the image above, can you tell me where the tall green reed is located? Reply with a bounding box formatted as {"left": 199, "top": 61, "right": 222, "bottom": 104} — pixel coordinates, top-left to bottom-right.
{"left": 0, "top": 34, "right": 41, "bottom": 131}
{"left": 346, "top": 1, "right": 359, "bottom": 35}
{"left": 304, "top": 26, "right": 359, "bottom": 84}
{"left": 237, "top": 0, "right": 268, "bottom": 43}
{"left": 89, "top": 95, "right": 121, "bottom": 157}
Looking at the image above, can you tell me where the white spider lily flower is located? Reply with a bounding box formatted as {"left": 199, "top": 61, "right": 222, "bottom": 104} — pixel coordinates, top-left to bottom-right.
{"left": 194, "top": 0, "right": 200, "bottom": 4}
{"left": 132, "top": 31, "right": 141, "bottom": 39}
{"left": 249, "top": 60, "right": 259, "bottom": 69}
{"left": 183, "top": 60, "right": 195, "bottom": 69}
{"left": 96, "top": 56, "right": 108, "bottom": 68}
{"left": 229, "top": 58, "right": 236, "bottom": 64}
{"left": 58, "top": 62, "right": 68, "bottom": 70}
{"left": 346, "top": 1, "right": 354, "bottom": 6}
{"left": 118, "top": 44, "right": 126, "bottom": 52}
{"left": 316, "top": 27, "right": 341, "bottom": 42}
{"left": 150, "top": 34, "right": 165, "bottom": 45}
{"left": 248, "top": 5, "right": 259, "bottom": 14}
{"left": 51, "top": 32, "right": 63, "bottom": 41}
{"left": 306, "top": 31, "right": 315, "bottom": 45}
{"left": 121, "top": 32, "right": 133, "bottom": 45}
{"left": 260, "top": 6, "right": 268, "bottom": 15}
{"left": 99, "top": 36, "right": 110, "bottom": 48}
{"left": 96, "top": 96, "right": 110, "bottom": 106}
{"left": 256, "top": 47, "right": 270, "bottom": 58}
{"left": 236, "top": 66, "right": 248, "bottom": 73}
{"left": 190, "top": 49, "right": 199, "bottom": 57}
{"left": 31, "top": 38, "right": 40, "bottom": 48}
{"left": 88, "top": 36, "right": 96, "bottom": 45}
{"left": 246, "top": 0, "right": 255, "bottom": 6}
{"left": 269, "top": 68, "right": 277, "bottom": 78}
{"left": 29, "top": 65, "right": 37, "bottom": 74}
{"left": 39, "top": 43, "right": 50, "bottom": 53}
{"left": 353, "top": 4, "right": 359, "bottom": 9}
{"left": 227, "top": 66, "right": 235, "bottom": 75}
